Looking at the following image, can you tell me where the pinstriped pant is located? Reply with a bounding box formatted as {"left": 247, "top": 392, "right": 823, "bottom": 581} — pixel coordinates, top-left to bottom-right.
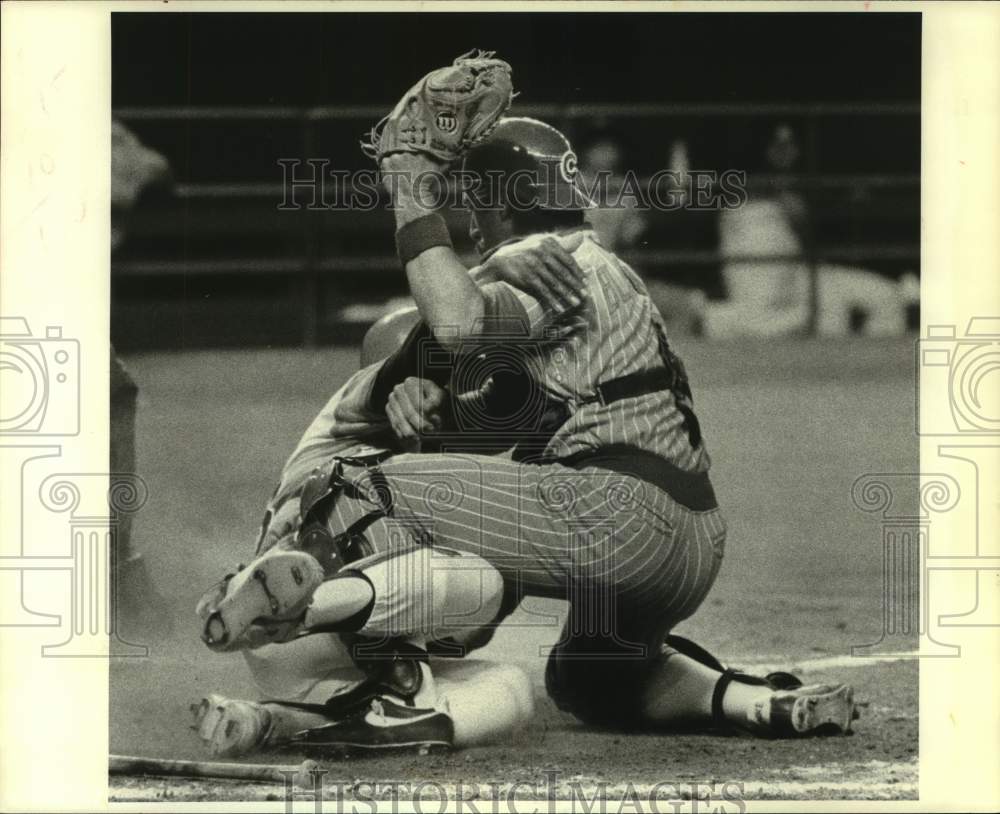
{"left": 326, "top": 452, "right": 726, "bottom": 646}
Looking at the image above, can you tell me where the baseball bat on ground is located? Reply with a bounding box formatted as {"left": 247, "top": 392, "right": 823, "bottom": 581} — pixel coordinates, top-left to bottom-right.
{"left": 109, "top": 754, "right": 320, "bottom": 787}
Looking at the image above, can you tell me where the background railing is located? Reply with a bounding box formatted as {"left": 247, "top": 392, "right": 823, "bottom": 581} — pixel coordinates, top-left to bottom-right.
{"left": 112, "top": 102, "right": 919, "bottom": 349}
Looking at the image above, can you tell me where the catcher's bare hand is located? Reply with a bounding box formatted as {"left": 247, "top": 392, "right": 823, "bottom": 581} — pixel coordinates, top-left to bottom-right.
{"left": 484, "top": 235, "right": 588, "bottom": 313}
{"left": 386, "top": 376, "right": 447, "bottom": 452}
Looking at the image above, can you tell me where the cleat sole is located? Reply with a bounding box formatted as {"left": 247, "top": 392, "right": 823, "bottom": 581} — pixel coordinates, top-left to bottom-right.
{"left": 790, "top": 684, "right": 856, "bottom": 735}
{"left": 300, "top": 738, "right": 452, "bottom": 757}
{"left": 201, "top": 551, "right": 324, "bottom": 652}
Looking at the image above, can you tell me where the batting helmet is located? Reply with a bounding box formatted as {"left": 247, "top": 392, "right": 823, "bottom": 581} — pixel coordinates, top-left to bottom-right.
{"left": 462, "top": 117, "right": 597, "bottom": 211}
{"left": 360, "top": 306, "right": 421, "bottom": 367}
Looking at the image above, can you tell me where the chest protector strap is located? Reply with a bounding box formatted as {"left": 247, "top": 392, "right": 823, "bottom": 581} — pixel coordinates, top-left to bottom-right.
{"left": 285, "top": 452, "right": 396, "bottom": 578}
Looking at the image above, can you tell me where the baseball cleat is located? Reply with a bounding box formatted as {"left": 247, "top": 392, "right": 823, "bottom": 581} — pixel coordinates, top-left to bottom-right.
{"left": 192, "top": 694, "right": 273, "bottom": 757}
{"left": 754, "top": 683, "right": 858, "bottom": 737}
{"left": 200, "top": 550, "right": 324, "bottom": 652}
{"left": 291, "top": 695, "right": 455, "bottom": 755}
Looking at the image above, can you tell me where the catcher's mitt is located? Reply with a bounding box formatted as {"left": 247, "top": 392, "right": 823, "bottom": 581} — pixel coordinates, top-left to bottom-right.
{"left": 361, "top": 50, "right": 514, "bottom": 164}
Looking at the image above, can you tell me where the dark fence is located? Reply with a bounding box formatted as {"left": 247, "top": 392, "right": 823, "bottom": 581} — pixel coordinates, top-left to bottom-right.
{"left": 112, "top": 102, "right": 919, "bottom": 349}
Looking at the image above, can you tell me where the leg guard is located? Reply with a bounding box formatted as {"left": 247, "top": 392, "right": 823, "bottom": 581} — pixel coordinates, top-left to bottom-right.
{"left": 293, "top": 452, "right": 395, "bottom": 575}
{"left": 347, "top": 545, "right": 505, "bottom": 645}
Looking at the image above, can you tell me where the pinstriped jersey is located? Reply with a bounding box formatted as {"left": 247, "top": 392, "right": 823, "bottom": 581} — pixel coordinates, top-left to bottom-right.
{"left": 477, "top": 229, "right": 711, "bottom": 474}
{"left": 275, "top": 227, "right": 710, "bottom": 519}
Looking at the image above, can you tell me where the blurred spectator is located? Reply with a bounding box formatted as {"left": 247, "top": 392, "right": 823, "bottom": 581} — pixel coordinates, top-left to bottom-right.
{"left": 578, "top": 133, "right": 690, "bottom": 333}
{"left": 702, "top": 123, "right": 913, "bottom": 337}
{"left": 666, "top": 138, "right": 691, "bottom": 210}
{"left": 112, "top": 119, "right": 173, "bottom": 251}
{"left": 579, "top": 133, "right": 709, "bottom": 335}
{"left": 579, "top": 134, "right": 646, "bottom": 254}
{"left": 111, "top": 120, "right": 173, "bottom": 632}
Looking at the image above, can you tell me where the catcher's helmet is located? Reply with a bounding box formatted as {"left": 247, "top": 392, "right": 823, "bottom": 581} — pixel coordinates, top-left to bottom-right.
{"left": 462, "top": 117, "right": 596, "bottom": 211}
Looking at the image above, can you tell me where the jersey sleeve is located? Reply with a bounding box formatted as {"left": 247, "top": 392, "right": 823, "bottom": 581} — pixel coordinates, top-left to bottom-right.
{"left": 330, "top": 363, "right": 387, "bottom": 430}
{"left": 479, "top": 281, "right": 550, "bottom": 339}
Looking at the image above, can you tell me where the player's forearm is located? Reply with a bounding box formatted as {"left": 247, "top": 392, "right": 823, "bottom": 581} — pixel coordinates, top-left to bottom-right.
{"left": 392, "top": 177, "right": 485, "bottom": 350}
{"left": 404, "top": 248, "right": 484, "bottom": 348}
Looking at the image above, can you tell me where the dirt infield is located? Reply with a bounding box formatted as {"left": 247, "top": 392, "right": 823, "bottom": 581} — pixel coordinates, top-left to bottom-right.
{"left": 109, "top": 337, "right": 918, "bottom": 802}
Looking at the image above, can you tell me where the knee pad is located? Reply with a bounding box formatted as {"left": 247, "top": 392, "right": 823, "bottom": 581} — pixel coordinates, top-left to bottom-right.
{"left": 545, "top": 650, "right": 651, "bottom": 729}
{"left": 545, "top": 602, "right": 671, "bottom": 729}
{"left": 544, "top": 630, "right": 655, "bottom": 729}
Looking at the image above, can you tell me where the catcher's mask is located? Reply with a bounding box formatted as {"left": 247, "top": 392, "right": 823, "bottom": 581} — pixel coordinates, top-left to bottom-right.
{"left": 462, "top": 117, "right": 597, "bottom": 212}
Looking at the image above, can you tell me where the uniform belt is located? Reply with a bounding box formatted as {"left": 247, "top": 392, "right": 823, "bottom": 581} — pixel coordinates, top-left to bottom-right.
{"left": 579, "top": 368, "right": 677, "bottom": 407}
{"left": 559, "top": 444, "right": 718, "bottom": 512}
